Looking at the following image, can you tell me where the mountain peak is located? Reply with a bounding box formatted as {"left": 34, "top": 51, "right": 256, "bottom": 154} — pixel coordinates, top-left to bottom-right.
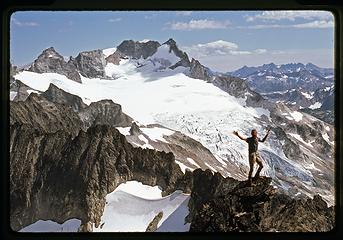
{"left": 40, "top": 47, "right": 63, "bottom": 58}
{"left": 163, "top": 38, "right": 177, "bottom": 46}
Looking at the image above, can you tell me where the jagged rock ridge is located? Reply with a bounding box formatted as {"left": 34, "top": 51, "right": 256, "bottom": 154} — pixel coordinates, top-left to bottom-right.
{"left": 10, "top": 95, "right": 184, "bottom": 231}
{"left": 185, "top": 169, "right": 334, "bottom": 232}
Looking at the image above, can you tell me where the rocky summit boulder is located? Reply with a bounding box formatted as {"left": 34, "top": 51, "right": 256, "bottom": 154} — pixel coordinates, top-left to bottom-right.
{"left": 29, "top": 47, "right": 81, "bottom": 83}
{"left": 117, "top": 40, "right": 160, "bottom": 59}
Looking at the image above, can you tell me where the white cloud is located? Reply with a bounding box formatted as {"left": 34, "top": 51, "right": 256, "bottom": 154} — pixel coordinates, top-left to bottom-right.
{"left": 175, "top": 11, "right": 193, "bottom": 16}
{"left": 11, "top": 17, "right": 39, "bottom": 27}
{"left": 293, "top": 20, "right": 334, "bottom": 28}
{"left": 108, "top": 18, "right": 122, "bottom": 23}
{"left": 254, "top": 49, "right": 267, "bottom": 54}
{"left": 239, "top": 20, "right": 333, "bottom": 29}
{"left": 182, "top": 40, "right": 267, "bottom": 59}
{"left": 168, "top": 19, "right": 230, "bottom": 30}
{"left": 245, "top": 10, "right": 333, "bottom": 22}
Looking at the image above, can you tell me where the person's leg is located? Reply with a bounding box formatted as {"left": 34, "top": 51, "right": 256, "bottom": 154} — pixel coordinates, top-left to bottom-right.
{"left": 254, "top": 153, "right": 263, "bottom": 178}
{"left": 248, "top": 153, "right": 255, "bottom": 185}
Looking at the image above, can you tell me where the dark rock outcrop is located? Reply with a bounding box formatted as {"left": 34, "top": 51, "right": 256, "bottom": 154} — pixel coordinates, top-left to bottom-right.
{"left": 78, "top": 100, "right": 133, "bottom": 129}
{"left": 105, "top": 51, "right": 126, "bottom": 65}
{"left": 72, "top": 50, "right": 107, "bottom": 79}
{"left": 212, "top": 75, "right": 250, "bottom": 99}
{"left": 117, "top": 40, "right": 160, "bottom": 59}
{"left": 10, "top": 93, "right": 82, "bottom": 137}
{"left": 29, "top": 47, "right": 81, "bottom": 83}
{"left": 42, "top": 83, "right": 87, "bottom": 112}
{"left": 129, "top": 122, "right": 142, "bottom": 135}
{"left": 189, "top": 58, "right": 211, "bottom": 81}
{"left": 186, "top": 169, "right": 334, "bottom": 232}
{"left": 146, "top": 211, "right": 163, "bottom": 232}
{"left": 10, "top": 80, "right": 37, "bottom": 102}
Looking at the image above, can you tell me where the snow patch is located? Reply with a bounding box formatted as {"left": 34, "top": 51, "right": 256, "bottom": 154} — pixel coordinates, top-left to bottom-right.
{"left": 19, "top": 219, "right": 81, "bottom": 232}
{"left": 322, "top": 133, "right": 334, "bottom": 145}
{"left": 116, "top": 127, "right": 130, "bottom": 136}
{"left": 27, "top": 89, "right": 40, "bottom": 95}
{"left": 113, "top": 181, "right": 162, "bottom": 199}
{"left": 10, "top": 91, "right": 17, "bottom": 100}
{"left": 309, "top": 102, "right": 322, "bottom": 110}
{"left": 139, "top": 39, "right": 151, "bottom": 43}
{"left": 93, "top": 181, "right": 190, "bottom": 232}
{"left": 186, "top": 157, "right": 201, "bottom": 168}
{"left": 137, "top": 134, "right": 154, "bottom": 149}
{"left": 102, "top": 47, "right": 117, "bottom": 57}
{"left": 175, "top": 160, "right": 194, "bottom": 173}
{"left": 140, "top": 127, "right": 174, "bottom": 143}
{"left": 289, "top": 111, "right": 303, "bottom": 122}
{"left": 204, "top": 162, "right": 217, "bottom": 172}
{"left": 289, "top": 133, "right": 313, "bottom": 148}
{"left": 301, "top": 92, "right": 312, "bottom": 99}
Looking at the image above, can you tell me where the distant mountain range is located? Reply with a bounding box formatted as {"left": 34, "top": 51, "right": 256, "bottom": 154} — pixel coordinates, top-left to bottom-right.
{"left": 228, "top": 63, "right": 334, "bottom": 124}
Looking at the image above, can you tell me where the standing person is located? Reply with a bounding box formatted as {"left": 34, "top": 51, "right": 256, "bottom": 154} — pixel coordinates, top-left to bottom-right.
{"left": 233, "top": 128, "right": 271, "bottom": 186}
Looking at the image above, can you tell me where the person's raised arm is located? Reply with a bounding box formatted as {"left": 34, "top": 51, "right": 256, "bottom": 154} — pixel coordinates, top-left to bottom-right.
{"left": 260, "top": 128, "right": 271, "bottom": 142}
{"left": 233, "top": 131, "right": 247, "bottom": 141}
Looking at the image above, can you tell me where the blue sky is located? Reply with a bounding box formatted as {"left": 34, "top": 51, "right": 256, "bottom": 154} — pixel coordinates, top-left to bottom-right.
{"left": 10, "top": 10, "right": 334, "bottom": 71}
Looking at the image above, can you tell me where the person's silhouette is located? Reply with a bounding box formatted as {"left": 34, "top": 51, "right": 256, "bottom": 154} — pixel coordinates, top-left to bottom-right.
{"left": 233, "top": 128, "right": 271, "bottom": 186}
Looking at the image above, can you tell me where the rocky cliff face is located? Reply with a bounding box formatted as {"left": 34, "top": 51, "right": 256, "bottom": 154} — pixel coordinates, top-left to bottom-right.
{"left": 10, "top": 95, "right": 184, "bottom": 232}
{"left": 41, "top": 83, "right": 87, "bottom": 112}
{"left": 78, "top": 100, "right": 133, "bottom": 129}
{"left": 185, "top": 169, "right": 334, "bottom": 232}
{"left": 41, "top": 83, "right": 133, "bottom": 129}
{"left": 29, "top": 47, "right": 81, "bottom": 83}
{"left": 105, "top": 51, "right": 126, "bottom": 65}
{"left": 72, "top": 50, "right": 107, "bottom": 79}
{"left": 116, "top": 40, "right": 160, "bottom": 59}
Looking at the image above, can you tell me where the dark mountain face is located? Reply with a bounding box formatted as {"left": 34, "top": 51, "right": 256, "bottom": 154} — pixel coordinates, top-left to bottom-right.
{"left": 116, "top": 40, "right": 161, "bottom": 59}
{"left": 29, "top": 47, "right": 81, "bottom": 83}
{"left": 71, "top": 50, "right": 107, "bottom": 79}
